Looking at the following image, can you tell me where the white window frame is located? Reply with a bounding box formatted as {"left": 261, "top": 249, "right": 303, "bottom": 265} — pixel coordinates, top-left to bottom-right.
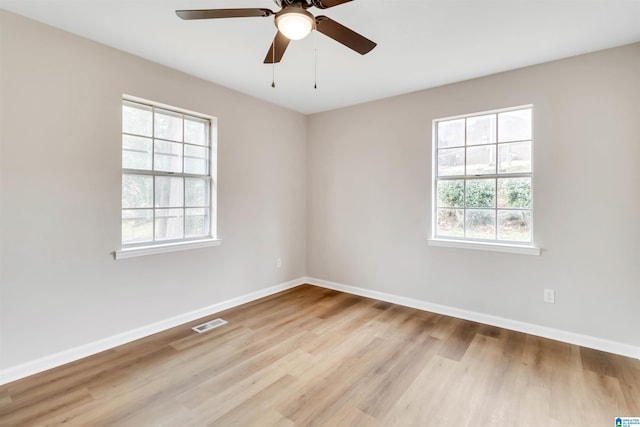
{"left": 428, "top": 105, "right": 540, "bottom": 255}
{"left": 115, "top": 95, "right": 220, "bottom": 259}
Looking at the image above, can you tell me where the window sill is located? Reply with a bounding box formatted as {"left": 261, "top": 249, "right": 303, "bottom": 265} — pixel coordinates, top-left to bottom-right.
{"left": 427, "top": 238, "right": 540, "bottom": 255}
{"left": 114, "top": 238, "right": 221, "bottom": 260}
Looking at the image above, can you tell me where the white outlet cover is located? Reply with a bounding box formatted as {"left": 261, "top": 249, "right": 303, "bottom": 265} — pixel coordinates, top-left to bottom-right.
{"left": 544, "top": 289, "right": 555, "bottom": 303}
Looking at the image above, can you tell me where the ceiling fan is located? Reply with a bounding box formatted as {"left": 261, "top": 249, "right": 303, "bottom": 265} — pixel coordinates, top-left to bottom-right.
{"left": 176, "top": 0, "right": 377, "bottom": 64}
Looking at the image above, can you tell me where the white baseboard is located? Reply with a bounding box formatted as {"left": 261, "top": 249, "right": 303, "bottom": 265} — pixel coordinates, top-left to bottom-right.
{"left": 303, "top": 276, "right": 640, "bottom": 360}
{"left": 0, "top": 277, "right": 305, "bottom": 386}
{"left": 3, "top": 275, "right": 638, "bottom": 386}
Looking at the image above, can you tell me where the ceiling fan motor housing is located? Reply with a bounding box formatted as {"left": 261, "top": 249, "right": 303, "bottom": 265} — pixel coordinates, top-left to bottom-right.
{"left": 275, "top": 0, "right": 312, "bottom": 8}
{"left": 275, "top": 0, "right": 338, "bottom": 10}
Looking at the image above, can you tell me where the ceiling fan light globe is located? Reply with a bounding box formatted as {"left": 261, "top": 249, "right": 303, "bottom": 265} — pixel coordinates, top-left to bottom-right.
{"left": 275, "top": 10, "right": 314, "bottom": 40}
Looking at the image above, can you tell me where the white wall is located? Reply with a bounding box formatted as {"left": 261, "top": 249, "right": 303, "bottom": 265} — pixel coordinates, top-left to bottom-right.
{"left": 307, "top": 43, "right": 640, "bottom": 348}
{"left": 0, "top": 11, "right": 307, "bottom": 369}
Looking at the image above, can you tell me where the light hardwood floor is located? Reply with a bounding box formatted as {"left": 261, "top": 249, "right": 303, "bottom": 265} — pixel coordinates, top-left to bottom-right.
{"left": 1, "top": 284, "right": 639, "bottom": 426}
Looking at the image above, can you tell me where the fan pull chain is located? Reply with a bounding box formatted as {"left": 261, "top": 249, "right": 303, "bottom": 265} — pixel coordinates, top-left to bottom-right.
{"left": 314, "top": 32, "right": 317, "bottom": 89}
{"left": 271, "top": 41, "right": 276, "bottom": 88}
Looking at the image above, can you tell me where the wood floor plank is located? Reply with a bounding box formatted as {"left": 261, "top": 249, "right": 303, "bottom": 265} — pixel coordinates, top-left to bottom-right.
{"left": 610, "top": 353, "right": 640, "bottom": 414}
{"left": 178, "top": 333, "right": 316, "bottom": 412}
{"left": 582, "top": 370, "right": 628, "bottom": 425}
{"left": 0, "top": 387, "right": 94, "bottom": 426}
{"left": 580, "top": 346, "right": 621, "bottom": 378}
{"left": 477, "top": 323, "right": 502, "bottom": 339}
{"left": 382, "top": 354, "right": 461, "bottom": 426}
{"left": 320, "top": 405, "right": 376, "bottom": 427}
{"left": 444, "top": 334, "right": 504, "bottom": 426}
{"left": 1, "top": 284, "right": 639, "bottom": 426}
{"left": 206, "top": 374, "right": 300, "bottom": 426}
{"left": 437, "top": 319, "right": 481, "bottom": 361}
{"left": 0, "top": 391, "right": 11, "bottom": 408}
{"left": 279, "top": 336, "right": 397, "bottom": 425}
{"left": 427, "top": 313, "right": 459, "bottom": 340}
{"left": 547, "top": 341, "right": 588, "bottom": 426}
{"left": 512, "top": 336, "right": 554, "bottom": 425}
{"left": 462, "top": 334, "right": 520, "bottom": 426}
{"left": 358, "top": 335, "right": 440, "bottom": 418}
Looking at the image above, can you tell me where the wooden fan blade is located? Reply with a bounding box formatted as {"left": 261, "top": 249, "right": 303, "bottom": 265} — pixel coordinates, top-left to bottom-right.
{"left": 264, "top": 31, "right": 291, "bottom": 64}
{"left": 312, "top": 0, "right": 353, "bottom": 9}
{"left": 176, "top": 8, "right": 274, "bottom": 20}
{"left": 315, "top": 16, "right": 376, "bottom": 55}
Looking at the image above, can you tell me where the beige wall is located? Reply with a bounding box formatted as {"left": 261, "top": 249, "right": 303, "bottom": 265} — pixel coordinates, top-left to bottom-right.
{"left": 307, "top": 42, "right": 640, "bottom": 347}
{"left": 0, "top": 11, "right": 307, "bottom": 369}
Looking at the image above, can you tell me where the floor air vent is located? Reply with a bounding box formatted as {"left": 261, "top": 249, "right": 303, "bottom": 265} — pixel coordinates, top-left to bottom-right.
{"left": 192, "top": 318, "right": 228, "bottom": 334}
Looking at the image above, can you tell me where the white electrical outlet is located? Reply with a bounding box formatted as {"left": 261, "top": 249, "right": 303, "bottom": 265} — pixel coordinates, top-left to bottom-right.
{"left": 276, "top": 257, "right": 282, "bottom": 268}
{"left": 544, "top": 289, "right": 555, "bottom": 304}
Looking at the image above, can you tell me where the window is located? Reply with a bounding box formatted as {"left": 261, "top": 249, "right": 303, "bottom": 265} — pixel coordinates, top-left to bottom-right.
{"left": 117, "top": 97, "right": 219, "bottom": 259}
{"left": 431, "top": 106, "right": 538, "bottom": 254}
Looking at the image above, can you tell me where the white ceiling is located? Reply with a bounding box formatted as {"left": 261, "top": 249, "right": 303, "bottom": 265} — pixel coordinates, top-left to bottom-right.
{"left": 2, "top": 0, "right": 640, "bottom": 114}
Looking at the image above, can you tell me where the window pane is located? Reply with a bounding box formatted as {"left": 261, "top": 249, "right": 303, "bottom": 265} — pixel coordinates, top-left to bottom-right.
{"left": 498, "top": 108, "right": 531, "bottom": 142}
{"left": 155, "top": 176, "right": 184, "bottom": 208}
{"left": 498, "top": 210, "right": 531, "bottom": 242}
{"left": 437, "top": 119, "right": 465, "bottom": 148}
{"left": 185, "top": 178, "right": 209, "bottom": 207}
{"left": 155, "top": 208, "right": 184, "bottom": 241}
{"left": 466, "top": 145, "right": 496, "bottom": 175}
{"left": 122, "top": 102, "right": 152, "bottom": 137}
{"left": 438, "top": 148, "right": 464, "bottom": 177}
{"left": 154, "top": 140, "right": 182, "bottom": 173}
{"left": 186, "top": 208, "right": 209, "bottom": 237}
{"left": 437, "top": 180, "right": 464, "bottom": 207}
{"left": 466, "top": 209, "right": 496, "bottom": 239}
{"left": 184, "top": 145, "right": 208, "bottom": 175}
{"left": 122, "top": 135, "right": 152, "bottom": 170}
{"left": 155, "top": 109, "right": 183, "bottom": 142}
{"left": 466, "top": 114, "right": 496, "bottom": 146}
{"left": 122, "top": 174, "right": 152, "bottom": 208}
{"left": 498, "top": 141, "right": 531, "bottom": 173}
{"left": 498, "top": 177, "right": 531, "bottom": 208}
{"left": 437, "top": 208, "right": 464, "bottom": 237}
{"left": 122, "top": 209, "right": 153, "bottom": 244}
{"left": 466, "top": 179, "right": 495, "bottom": 208}
{"left": 184, "top": 117, "right": 208, "bottom": 146}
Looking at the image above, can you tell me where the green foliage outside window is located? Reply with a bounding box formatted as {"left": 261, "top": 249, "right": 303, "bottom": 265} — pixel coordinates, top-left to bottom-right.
{"left": 501, "top": 178, "right": 531, "bottom": 208}
{"left": 439, "top": 178, "right": 530, "bottom": 208}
